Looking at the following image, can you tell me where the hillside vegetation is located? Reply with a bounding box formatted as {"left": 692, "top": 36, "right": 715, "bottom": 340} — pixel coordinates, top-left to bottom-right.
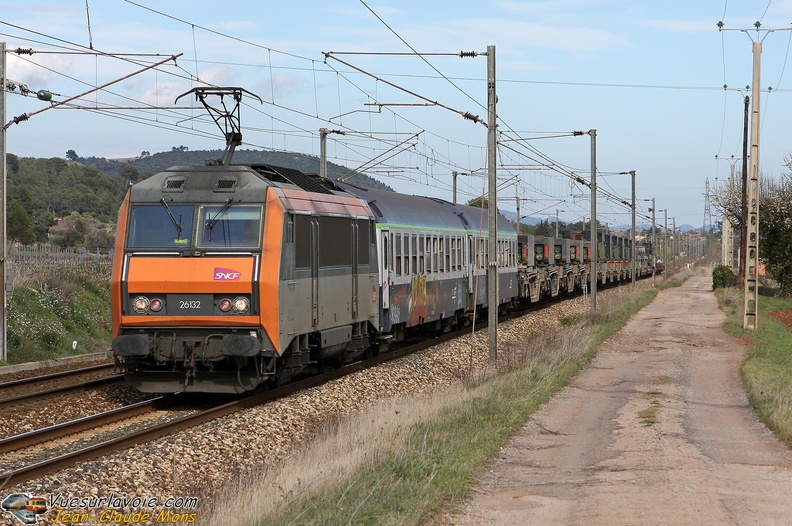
{"left": 75, "top": 148, "right": 393, "bottom": 190}
{"left": 3, "top": 261, "right": 113, "bottom": 365}
{"left": 6, "top": 149, "right": 393, "bottom": 249}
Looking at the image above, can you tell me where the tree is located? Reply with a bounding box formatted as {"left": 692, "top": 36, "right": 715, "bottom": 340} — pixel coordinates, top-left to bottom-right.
{"left": 119, "top": 164, "right": 141, "bottom": 185}
{"left": 7, "top": 200, "right": 36, "bottom": 245}
{"left": 534, "top": 219, "right": 553, "bottom": 237}
{"left": 760, "top": 173, "right": 792, "bottom": 294}
{"left": 66, "top": 150, "right": 79, "bottom": 161}
{"left": 467, "top": 196, "right": 489, "bottom": 209}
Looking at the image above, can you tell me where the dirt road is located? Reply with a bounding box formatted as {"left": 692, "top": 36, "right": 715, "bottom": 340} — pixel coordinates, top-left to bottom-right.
{"left": 449, "top": 276, "right": 792, "bottom": 525}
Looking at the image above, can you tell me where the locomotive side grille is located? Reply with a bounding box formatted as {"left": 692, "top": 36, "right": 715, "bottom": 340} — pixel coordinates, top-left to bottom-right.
{"left": 163, "top": 178, "right": 186, "bottom": 192}
{"left": 215, "top": 178, "right": 237, "bottom": 192}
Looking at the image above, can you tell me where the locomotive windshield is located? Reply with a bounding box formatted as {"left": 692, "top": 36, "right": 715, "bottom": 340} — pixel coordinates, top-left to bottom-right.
{"left": 197, "top": 204, "right": 262, "bottom": 248}
{"left": 127, "top": 204, "right": 195, "bottom": 249}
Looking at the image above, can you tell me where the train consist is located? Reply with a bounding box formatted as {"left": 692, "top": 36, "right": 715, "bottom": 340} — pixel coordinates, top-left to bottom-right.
{"left": 110, "top": 162, "right": 658, "bottom": 394}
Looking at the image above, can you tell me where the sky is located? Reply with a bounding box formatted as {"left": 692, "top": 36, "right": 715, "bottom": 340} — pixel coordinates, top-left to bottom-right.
{"left": 2, "top": 1, "right": 792, "bottom": 231}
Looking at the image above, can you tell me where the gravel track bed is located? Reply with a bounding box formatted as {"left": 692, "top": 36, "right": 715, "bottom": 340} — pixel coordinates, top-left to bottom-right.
{"left": 0, "top": 287, "right": 639, "bottom": 525}
{"left": 0, "top": 368, "right": 120, "bottom": 404}
{"left": 1, "top": 408, "right": 204, "bottom": 474}
{"left": 0, "top": 358, "right": 112, "bottom": 382}
{"left": 0, "top": 383, "right": 154, "bottom": 439}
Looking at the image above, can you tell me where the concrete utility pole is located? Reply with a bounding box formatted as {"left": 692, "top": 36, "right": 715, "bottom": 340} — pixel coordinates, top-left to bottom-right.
{"left": 0, "top": 42, "right": 7, "bottom": 362}
{"left": 662, "top": 209, "right": 668, "bottom": 281}
{"left": 320, "top": 128, "right": 329, "bottom": 179}
{"left": 319, "top": 128, "right": 345, "bottom": 179}
{"left": 739, "top": 95, "right": 749, "bottom": 285}
{"left": 650, "top": 198, "right": 656, "bottom": 286}
{"left": 486, "top": 45, "right": 497, "bottom": 366}
{"left": 717, "top": 20, "right": 791, "bottom": 328}
{"left": 630, "top": 170, "right": 636, "bottom": 291}
{"left": 744, "top": 35, "right": 764, "bottom": 330}
{"left": 589, "top": 130, "right": 597, "bottom": 312}
{"left": 555, "top": 209, "right": 565, "bottom": 238}
{"left": 716, "top": 155, "right": 739, "bottom": 271}
{"left": 672, "top": 217, "right": 677, "bottom": 275}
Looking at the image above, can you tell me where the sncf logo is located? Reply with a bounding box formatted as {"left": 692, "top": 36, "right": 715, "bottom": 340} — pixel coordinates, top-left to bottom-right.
{"left": 214, "top": 267, "right": 242, "bottom": 281}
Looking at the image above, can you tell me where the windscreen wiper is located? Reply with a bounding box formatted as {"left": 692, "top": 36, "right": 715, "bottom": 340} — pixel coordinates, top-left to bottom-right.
{"left": 205, "top": 198, "right": 235, "bottom": 238}
{"left": 160, "top": 197, "right": 183, "bottom": 239}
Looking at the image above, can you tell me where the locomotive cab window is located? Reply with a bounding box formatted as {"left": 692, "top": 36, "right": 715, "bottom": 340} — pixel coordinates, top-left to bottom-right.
{"left": 127, "top": 204, "right": 195, "bottom": 249}
{"left": 198, "top": 204, "right": 263, "bottom": 249}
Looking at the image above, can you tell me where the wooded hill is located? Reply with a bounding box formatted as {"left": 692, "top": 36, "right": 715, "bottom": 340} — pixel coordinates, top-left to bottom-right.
{"left": 6, "top": 149, "right": 393, "bottom": 248}
{"left": 75, "top": 148, "right": 392, "bottom": 190}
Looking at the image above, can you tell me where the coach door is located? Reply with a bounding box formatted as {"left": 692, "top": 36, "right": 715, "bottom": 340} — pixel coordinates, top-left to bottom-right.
{"left": 311, "top": 217, "right": 319, "bottom": 326}
{"left": 466, "top": 233, "right": 474, "bottom": 291}
{"left": 380, "top": 229, "right": 390, "bottom": 309}
{"left": 351, "top": 221, "right": 359, "bottom": 319}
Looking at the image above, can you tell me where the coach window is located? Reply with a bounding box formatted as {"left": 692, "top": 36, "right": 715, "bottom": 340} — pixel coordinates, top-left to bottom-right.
{"left": 438, "top": 237, "right": 444, "bottom": 273}
{"left": 198, "top": 204, "right": 262, "bottom": 249}
{"left": 411, "top": 235, "right": 417, "bottom": 275}
{"left": 417, "top": 236, "right": 424, "bottom": 273}
{"left": 426, "top": 236, "right": 432, "bottom": 274}
{"left": 432, "top": 236, "right": 438, "bottom": 273}
{"left": 395, "top": 234, "right": 403, "bottom": 275}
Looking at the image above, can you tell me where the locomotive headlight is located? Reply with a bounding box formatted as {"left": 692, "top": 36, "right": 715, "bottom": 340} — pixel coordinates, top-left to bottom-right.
{"left": 132, "top": 296, "right": 150, "bottom": 313}
{"left": 219, "top": 298, "right": 233, "bottom": 312}
{"left": 232, "top": 297, "right": 249, "bottom": 314}
{"left": 149, "top": 298, "right": 163, "bottom": 312}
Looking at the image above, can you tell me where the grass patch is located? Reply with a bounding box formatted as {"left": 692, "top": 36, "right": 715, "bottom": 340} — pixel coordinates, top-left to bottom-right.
{"left": 2, "top": 262, "right": 112, "bottom": 365}
{"left": 716, "top": 286, "right": 792, "bottom": 448}
{"left": 637, "top": 400, "right": 662, "bottom": 426}
{"left": 654, "top": 375, "right": 672, "bottom": 385}
{"left": 206, "top": 288, "right": 659, "bottom": 526}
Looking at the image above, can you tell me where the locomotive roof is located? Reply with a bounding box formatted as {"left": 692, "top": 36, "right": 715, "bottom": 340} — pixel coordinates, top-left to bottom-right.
{"left": 337, "top": 183, "right": 516, "bottom": 237}
{"left": 128, "top": 165, "right": 266, "bottom": 203}
{"left": 127, "top": 163, "right": 345, "bottom": 204}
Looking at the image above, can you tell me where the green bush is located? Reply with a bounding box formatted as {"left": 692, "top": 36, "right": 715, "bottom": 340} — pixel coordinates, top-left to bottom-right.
{"left": 6, "top": 263, "right": 112, "bottom": 364}
{"left": 712, "top": 264, "right": 736, "bottom": 289}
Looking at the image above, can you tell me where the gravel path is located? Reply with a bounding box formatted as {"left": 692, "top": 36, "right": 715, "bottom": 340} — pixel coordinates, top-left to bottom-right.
{"left": 446, "top": 276, "right": 792, "bottom": 526}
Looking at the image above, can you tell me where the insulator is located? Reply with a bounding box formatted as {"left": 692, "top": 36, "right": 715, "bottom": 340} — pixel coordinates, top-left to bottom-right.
{"left": 459, "top": 51, "right": 478, "bottom": 58}
{"left": 36, "top": 90, "right": 53, "bottom": 102}
{"left": 463, "top": 112, "right": 481, "bottom": 123}
{"left": 13, "top": 48, "right": 33, "bottom": 55}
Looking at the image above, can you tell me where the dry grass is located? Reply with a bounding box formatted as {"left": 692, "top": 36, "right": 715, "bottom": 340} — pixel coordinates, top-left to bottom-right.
{"left": 202, "top": 286, "right": 659, "bottom": 525}
{"left": 204, "top": 323, "right": 591, "bottom": 526}
{"left": 205, "top": 390, "right": 467, "bottom": 525}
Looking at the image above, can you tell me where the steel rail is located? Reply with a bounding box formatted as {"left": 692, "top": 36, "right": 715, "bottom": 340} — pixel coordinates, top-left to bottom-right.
{"left": 0, "top": 376, "right": 122, "bottom": 408}
{"left": 0, "top": 363, "right": 114, "bottom": 389}
{"left": 0, "top": 397, "right": 163, "bottom": 454}
{"left": 0, "top": 274, "right": 654, "bottom": 487}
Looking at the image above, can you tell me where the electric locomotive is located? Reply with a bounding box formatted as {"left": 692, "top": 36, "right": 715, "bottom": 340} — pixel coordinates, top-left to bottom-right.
{"left": 110, "top": 162, "right": 380, "bottom": 393}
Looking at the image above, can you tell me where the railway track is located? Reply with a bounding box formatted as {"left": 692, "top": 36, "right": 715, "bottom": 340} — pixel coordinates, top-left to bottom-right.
{"left": 0, "top": 363, "right": 121, "bottom": 408}
{"left": 0, "top": 324, "right": 468, "bottom": 488}
{"left": 0, "top": 277, "right": 653, "bottom": 488}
